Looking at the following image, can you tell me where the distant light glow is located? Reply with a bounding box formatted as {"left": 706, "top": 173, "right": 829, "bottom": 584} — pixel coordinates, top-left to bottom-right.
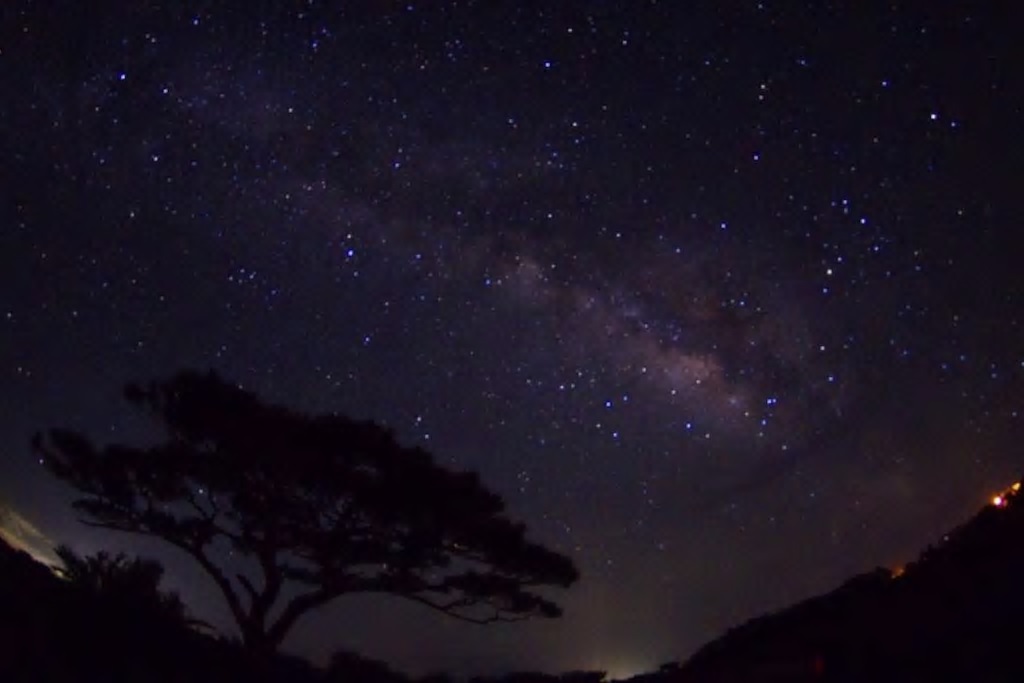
{"left": 604, "top": 658, "right": 656, "bottom": 681}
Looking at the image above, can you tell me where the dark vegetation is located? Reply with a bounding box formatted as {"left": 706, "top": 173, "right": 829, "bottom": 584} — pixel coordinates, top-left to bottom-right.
{"left": 0, "top": 535, "right": 595, "bottom": 682}
{"left": 9, "top": 368, "right": 1024, "bottom": 681}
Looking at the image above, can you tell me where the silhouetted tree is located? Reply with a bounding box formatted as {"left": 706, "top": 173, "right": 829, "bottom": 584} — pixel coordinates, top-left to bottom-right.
{"left": 55, "top": 545, "right": 159, "bottom": 596}
{"left": 52, "top": 544, "right": 210, "bottom": 632}
{"left": 35, "top": 370, "right": 578, "bottom": 657}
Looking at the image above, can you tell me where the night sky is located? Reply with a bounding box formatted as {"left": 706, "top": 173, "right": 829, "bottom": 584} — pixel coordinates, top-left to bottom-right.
{"left": 2, "top": 1, "right": 1023, "bottom": 677}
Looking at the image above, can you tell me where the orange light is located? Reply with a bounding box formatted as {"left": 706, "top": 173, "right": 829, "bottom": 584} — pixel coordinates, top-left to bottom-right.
{"left": 891, "top": 565, "right": 905, "bottom": 578}
{"left": 1013, "top": 482, "right": 1021, "bottom": 493}
{"left": 992, "top": 495, "right": 1005, "bottom": 507}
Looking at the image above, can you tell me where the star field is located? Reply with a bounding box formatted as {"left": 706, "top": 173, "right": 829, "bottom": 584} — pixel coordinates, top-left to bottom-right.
{"left": 2, "top": 2, "right": 1023, "bottom": 676}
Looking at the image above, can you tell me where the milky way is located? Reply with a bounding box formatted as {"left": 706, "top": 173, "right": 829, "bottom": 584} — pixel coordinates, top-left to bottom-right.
{"left": 2, "top": 2, "right": 1023, "bottom": 676}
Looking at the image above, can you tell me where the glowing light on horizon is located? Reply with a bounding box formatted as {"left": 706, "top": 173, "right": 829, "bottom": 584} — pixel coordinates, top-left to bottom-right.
{"left": 603, "top": 659, "right": 658, "bottom": 681}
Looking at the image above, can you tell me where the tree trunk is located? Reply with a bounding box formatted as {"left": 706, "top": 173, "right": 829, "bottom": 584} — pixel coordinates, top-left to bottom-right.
{"left": 242, "top": 624, "right": 279, "bottom": 662}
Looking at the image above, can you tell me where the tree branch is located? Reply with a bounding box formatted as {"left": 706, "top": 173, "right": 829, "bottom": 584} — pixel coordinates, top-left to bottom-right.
{"left": 236, "top": 573, "right": 259, "bottom": 608}
{"left": 248, "top": 546, "right": 284, "bottom": 630}
{"left": 395, "top": 592, "right": 529, "bottom": 624}
{"left": 178, "top": 541, "right": 249, "bottom": 631}
{"left": 185, "top": 489, "right": 215, "bottom": 521}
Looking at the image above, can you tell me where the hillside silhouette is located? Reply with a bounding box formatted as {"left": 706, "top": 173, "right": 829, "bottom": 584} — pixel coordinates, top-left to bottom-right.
{"left": 5, "top": 478, "right": 1024, "bottom": 681}
{"left": 629, "top": 479, "right": 1024, "bottom": 682}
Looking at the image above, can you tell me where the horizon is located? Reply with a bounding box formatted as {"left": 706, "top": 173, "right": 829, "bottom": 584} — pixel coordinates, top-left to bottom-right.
{"left": 3, "top": 473, "right": 1024, "bottom": 678}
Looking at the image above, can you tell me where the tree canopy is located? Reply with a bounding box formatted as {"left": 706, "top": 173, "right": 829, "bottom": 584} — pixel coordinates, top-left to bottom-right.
{"left": 35, "top": 370, "right": 578, "bottom": 655}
